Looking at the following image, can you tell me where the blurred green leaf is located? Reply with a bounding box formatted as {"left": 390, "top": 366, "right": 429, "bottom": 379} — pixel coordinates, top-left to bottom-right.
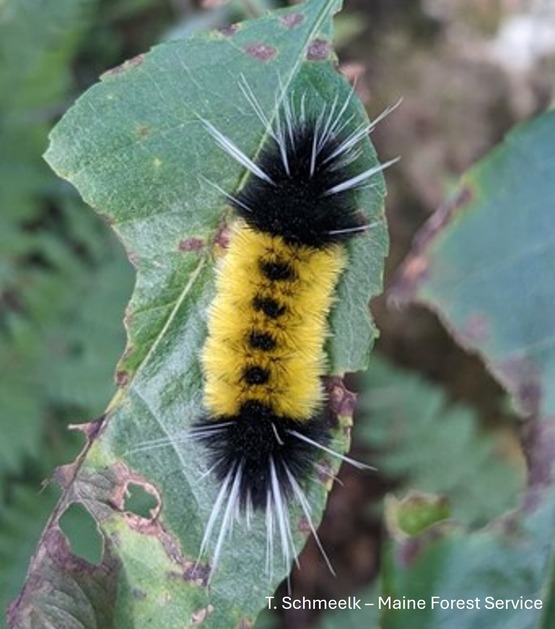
{"left": 356, "top": 357, "right": 522, "bottom": 526}
{"left": 385, "top": 493, "right": 450, "bottom": 537}
{"left": 393, "top": 110, "right": 555, "bottom": 421}
{"left": 333, "top": 12, "right": 368, "bottom": 49}
{"left": 380, "top": 111, "right": 555, "bottom": 627}
{"left": 0, "top": 205, "right": 132, "bottom": 485}
{"left": 12, "top": 0, "right": 389, "bottom": 627}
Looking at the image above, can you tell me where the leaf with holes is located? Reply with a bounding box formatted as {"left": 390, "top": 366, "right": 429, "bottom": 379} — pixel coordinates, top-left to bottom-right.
{"left": 11, "top": 0, "right": 389, "bottom": 627}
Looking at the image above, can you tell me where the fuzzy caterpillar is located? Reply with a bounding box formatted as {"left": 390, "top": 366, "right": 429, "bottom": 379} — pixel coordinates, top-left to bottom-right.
{"left": 190, "top": 79, "right": 394, "bottom": 577}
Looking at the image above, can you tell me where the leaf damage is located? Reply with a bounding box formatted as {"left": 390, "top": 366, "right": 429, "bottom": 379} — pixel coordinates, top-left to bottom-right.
{"left": 244, "top": 42, "right": 277, "bottom": 62}
{"left": 306, "top": 38, "right": 332, "bottom": 61}
{"left": 7, "top": 527, "right": 120, "bottom": 629}
{"left": 326, "top": 376, "right": 357, "bottom": 418}
{"left": 389, "top": 185, "right": 474, "bottom": 306}
{"left": 217, "top": 23, "right": 240, "bottom": 37}
{"left": 179, "top": 237, "right": 205, "bottom": 252}
{"left": 102, "top": 53, "right": 146, "bottom": 79}
{"left": 281, "top": 13, "right": 304, "bottom": 29}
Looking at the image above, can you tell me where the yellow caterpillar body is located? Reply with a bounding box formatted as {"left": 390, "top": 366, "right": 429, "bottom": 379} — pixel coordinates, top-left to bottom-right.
{"left": 202, "top": 222, "right": 346, "bottom": 421}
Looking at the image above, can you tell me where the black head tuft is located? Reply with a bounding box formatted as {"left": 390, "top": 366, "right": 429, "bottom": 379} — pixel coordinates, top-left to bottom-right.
{"left": 233, "top": 120, "right": 367, "bottom": 248}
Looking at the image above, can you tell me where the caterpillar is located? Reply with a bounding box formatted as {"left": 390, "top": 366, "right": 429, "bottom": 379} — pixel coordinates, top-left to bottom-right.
{"left": 192, "top": 78, "right": 395, "bottom": 577}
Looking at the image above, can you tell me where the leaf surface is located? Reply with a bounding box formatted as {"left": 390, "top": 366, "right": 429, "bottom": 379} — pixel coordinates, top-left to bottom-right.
{"left": 12, "top": 1, "right": 389, "bottom": 627}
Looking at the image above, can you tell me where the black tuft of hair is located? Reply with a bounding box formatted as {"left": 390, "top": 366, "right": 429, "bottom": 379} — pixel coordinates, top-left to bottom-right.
{"left": 193, "top": 401, "right": 330, "bottom": 510}
{"left": 233, "top": 121, "right": 365, "bottom": 248}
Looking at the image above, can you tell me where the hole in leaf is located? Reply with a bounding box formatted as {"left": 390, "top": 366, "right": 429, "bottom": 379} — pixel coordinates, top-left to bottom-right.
{"left": 123, "top": 482, "right": 159, "bottom": 518}
{"left": 59, "top": 503, "right": 103, "bottom": 565}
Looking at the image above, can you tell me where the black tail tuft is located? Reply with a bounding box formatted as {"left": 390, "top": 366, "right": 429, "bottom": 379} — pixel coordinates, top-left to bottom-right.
{"left": 193, "top": 403, "right": 330, "bottom": 510}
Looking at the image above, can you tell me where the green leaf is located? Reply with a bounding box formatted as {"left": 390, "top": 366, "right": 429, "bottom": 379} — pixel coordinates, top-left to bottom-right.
{"left": 380, "top": 111, "right": 555, "bottom": 627}
{"left": 392, "top": 111, "right": 555, "bottom": 421}
{"left": 15, "top": 0, "right": 389, "bottom": 627}
{"left": 385, "top": 493, "right": 450, "bottom": 537}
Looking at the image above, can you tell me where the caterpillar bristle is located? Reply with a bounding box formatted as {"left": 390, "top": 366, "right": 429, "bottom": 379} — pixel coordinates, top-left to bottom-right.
{"left": 284, "top": 463, "right": 335, "bottom": 577}
{"left": 289, "top": 429, "right": 376, "bottom": 472}
{"left": 202, "top": 119, "right": 274, "bottom": 184}
{"left": 200, "top": 174, "right": 253, "bottom": 214}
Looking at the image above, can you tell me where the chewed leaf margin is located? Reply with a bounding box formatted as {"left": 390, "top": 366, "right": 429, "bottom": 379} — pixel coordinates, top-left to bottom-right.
{"left": 13, "top": 1, "right": 390, "bottom": 627}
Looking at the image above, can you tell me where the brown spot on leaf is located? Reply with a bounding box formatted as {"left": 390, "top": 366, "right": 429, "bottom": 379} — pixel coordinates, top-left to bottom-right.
{"left": 128, "top": 251, "right": 140, "bottom": 267}
{"left": 97, "top": 209, "right": 116, "bottom": 225}
{"left": 509, "top": 413, "right": 555, "bottom": 540}
{"left": 218, "top": 23, "right": 239, "bottom": 37}
{"left": 390, "top": 254, "right": 430, "bottom": 307}
{"left": 298, "top": 515, "right": 312, "bottom": 535}
{"left": 280, "top": 13, "right": 303, "bottom": 28}
{"left": 326, "top": 377, "right": 357, "bottom": 418}
{"left": 314, "top": 459, "right": 335, "bottom": 486}
{"left": 103, "top": 65, "right": 124, "bottom": 78}
{"left": 124, "top": 513, "right": 159, "bottom": 535}
{"left": 394, "top": 522, "right": 450, "bottom": 568}
{"left": 103, "top": 53, "right": 146, "bottom": 78}
{"left": 179, "top": 237, "right": 204, "bottom": 251}
{"left": 215, "top": 222, "right": 231, "bottom": 250}
{"left": 245, "top": 43, "right": 276, "bottom": 62}
{"left": 307, "top": 38, "right": 331, "bottom": 61}
{"left": 135, "top": 124, "right": 150, "bottom": 140}
{"left": 123, "top": 309, "right": 133, "bottom": 330}
{"left": 236, "top": 620, "right": 253, "bottom": 629}
{"left": 116, "top": 370, "right": 129, "bottom": 387}
{"left": 389, "top": 185, "right": 475, "bottom": 306}
{"left": 396, "top": 537, "right": 423, "bottom": 566}
{"left": 184, "top": 560, "right": 211, "bottom": 586}
{"left": 128, "top": 53, "right": 146, "bottom": 68}
{"left": 46, "top": 527, "right": 96, "bottom": 572}
{"left": 522, "top": 419, "right": 555, "bottom": 495}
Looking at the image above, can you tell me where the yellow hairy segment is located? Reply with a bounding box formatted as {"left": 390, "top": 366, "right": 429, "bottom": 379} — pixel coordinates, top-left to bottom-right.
{"left": 202, "top": 221, "right": 346, "bottom": 420}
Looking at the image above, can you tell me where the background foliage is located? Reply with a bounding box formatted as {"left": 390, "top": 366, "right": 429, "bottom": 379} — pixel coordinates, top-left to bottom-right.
{"left": 1, "top": 0, "right": 554, "bottom": 628}
{"left": 0, "top": 0, "right": 134, "bottom": 616}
